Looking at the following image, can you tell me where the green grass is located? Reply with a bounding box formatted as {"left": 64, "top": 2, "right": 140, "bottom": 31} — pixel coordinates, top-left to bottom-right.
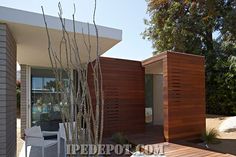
{"left": 202, "top": 128, "right": 220, "bottom": 144}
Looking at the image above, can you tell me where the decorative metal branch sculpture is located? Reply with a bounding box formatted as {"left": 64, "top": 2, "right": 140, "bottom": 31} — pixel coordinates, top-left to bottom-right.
{"left": 41, "top": 0, "right": 104, "bottom": 155}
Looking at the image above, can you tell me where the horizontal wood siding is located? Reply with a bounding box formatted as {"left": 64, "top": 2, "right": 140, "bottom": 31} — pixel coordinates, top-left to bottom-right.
{"left": 88, "top": 57, "right": 145, "bottom": 136}
{"left": 165, "top": 52, "right": 205, "bottom": 141}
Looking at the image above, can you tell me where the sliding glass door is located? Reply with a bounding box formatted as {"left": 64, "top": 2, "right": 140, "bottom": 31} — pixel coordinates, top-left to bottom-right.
{"left": 31, "top": 68, "right": 68, "bottom": 131}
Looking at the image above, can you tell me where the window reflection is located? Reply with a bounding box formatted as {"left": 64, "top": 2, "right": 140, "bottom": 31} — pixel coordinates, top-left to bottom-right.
{"left": 32, "top": 77, "right": 43, "bottom": 90}
{"left": 31, "top": 68, "right": 68, "bottom": 131}
{"left": 44, "top": 78, "right": 55, "bottom": 91}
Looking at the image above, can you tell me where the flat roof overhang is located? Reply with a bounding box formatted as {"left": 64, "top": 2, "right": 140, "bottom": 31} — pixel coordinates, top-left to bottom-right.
{"left": 142, "top": 51, "right": 205, "bottom": 74}
{"left": 142, "top": 51, "right": 167, "bottom": 75}
{"left": 0, "top": 6, "right": 122, "bottom": 67}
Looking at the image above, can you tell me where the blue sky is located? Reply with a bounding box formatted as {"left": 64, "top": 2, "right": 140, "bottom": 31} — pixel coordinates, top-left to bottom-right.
{"left": 1, "top": 0, "right": 154, "bottom": 63}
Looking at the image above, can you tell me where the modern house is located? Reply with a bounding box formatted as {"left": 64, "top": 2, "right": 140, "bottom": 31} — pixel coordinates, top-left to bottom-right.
{"left": 0, "top": 6, "right": 205, "bottom": 157}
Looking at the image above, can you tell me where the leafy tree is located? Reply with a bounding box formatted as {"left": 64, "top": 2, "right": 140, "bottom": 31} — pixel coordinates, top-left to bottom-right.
{"left": 143, "top": 0, "right": 236, "bottom": 115}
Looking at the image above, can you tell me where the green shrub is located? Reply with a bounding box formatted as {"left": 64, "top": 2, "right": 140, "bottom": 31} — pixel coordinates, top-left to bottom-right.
{"left": 202, "top": 128, "right": 220, "bottom": 144}
{"left": 111, "top": 132, "right": 129, "bottom": 145}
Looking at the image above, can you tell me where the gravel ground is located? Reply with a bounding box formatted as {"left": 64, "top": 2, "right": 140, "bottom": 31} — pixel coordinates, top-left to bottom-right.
{"left": 206, "top": 115, "right": 236, "bottom": 155}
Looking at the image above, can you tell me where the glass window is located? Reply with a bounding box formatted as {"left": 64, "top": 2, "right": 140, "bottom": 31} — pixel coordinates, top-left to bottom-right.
{"left": 32, "top": 77, "right": 43, "bottom": 90}
{"left": 31, "top": 68, "right": 69, "bottom": 131}
{"left": 44, "top": 78, "right": 55, "bottom": 91}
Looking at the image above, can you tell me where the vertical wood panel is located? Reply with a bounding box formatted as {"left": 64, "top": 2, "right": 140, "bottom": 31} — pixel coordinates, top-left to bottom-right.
{"left": 162, "top": 56, "right": 169, "bottom": 141}
{"left": 89, "top": 52, "right": 205, "bottom": 140}
{"left": 88, "top": 57, "right": 145, "bottom": 137}
{"left": 143, "top": 51, "right": 205, "bottom": 141}
{"left": 165, "top": 52, "right": 205, "bottom": 141}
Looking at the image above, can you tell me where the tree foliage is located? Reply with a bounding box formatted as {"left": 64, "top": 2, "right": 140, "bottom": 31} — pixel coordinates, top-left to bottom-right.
{"left": 143, "top": 0, "right": 236, "bottom": 115}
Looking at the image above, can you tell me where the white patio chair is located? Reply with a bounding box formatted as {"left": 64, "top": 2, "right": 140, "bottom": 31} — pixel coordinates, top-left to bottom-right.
{"left": 25, "top": 126, "right": 59, "bottom": 157}
{"left": 59, "top": 122, "right": 77, "bottom": 156}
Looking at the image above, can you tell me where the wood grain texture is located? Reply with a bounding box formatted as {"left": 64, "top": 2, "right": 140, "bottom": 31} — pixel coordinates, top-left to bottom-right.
{"left": 153, "top": 143, "right": 234, "bottom": 157}
{"left": 89, "top": 51, "right": 205, "bottom": 140}
{"left": 88, "top": 57, "right": 145, "bottom": 137}
{"left": 143, "top": 51, "right": 205, "bottom": 141}
{"left": 164, "top": 52, "right": 205, "bottom": 141}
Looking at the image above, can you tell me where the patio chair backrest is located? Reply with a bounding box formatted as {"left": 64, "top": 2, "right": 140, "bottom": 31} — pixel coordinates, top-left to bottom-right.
{"left": 25, "top": 126, "right": 43, "bottom": 138}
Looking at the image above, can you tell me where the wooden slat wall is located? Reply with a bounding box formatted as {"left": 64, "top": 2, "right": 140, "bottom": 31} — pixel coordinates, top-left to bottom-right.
{"left": 88, "top": 57, "right": 145, "bottom": 137}
{"left": 164, "top": 52, "right": 205, "bottom": 141}
{"left": 88, "top": 52, "right": 205, "bottom": 140}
